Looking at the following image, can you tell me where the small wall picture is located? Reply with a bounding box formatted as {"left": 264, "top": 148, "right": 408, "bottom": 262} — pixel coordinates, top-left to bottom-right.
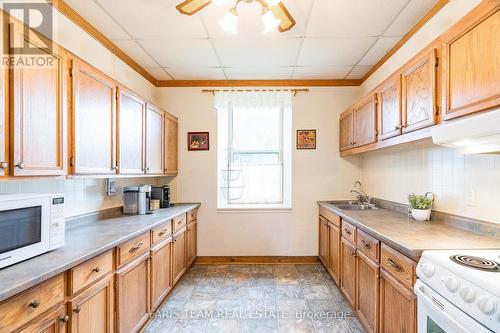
{"left": 188, "top": 132, "right": 209, "bottom": 151}
{"left": 297, "top": 130, "right": 316, "bottom": 150}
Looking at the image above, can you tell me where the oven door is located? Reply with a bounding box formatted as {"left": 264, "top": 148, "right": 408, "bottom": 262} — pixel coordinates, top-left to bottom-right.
{"left": 0, "top": 197, "right": 51, "bottom": 269}
{"left": 415, "top": 280, "right": 492, "bottom": 333}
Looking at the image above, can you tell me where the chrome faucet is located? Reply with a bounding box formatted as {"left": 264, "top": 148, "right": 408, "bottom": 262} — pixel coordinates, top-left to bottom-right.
{"left": 350, "top": 181, "right": 371, "bottom": 204}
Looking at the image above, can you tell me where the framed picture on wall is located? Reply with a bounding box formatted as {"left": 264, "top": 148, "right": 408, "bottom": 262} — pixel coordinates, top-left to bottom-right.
{"left": 188, "top": 132, "right": 209, "bottom": 151}
{"left": 297, "top": 130, "right": 316, "bottom": 150}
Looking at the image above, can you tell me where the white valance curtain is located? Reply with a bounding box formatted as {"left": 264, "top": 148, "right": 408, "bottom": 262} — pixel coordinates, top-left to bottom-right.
{"left": 214, "top": 91, "right": 293, "bottom": 111}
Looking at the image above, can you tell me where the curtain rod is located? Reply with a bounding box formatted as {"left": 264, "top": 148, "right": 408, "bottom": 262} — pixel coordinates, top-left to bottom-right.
{"left": 202, "top": 88, "right": 309, "bottom": 96}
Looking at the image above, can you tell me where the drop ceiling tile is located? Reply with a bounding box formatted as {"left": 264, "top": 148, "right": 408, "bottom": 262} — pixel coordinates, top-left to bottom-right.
{"left": 306, "top": 0, "right": 408, "bottom": 37}
{"left": 63, "top": 0, "right": 130, "bottom": 40}
{"left": 292, "top": 66, "right": 353, "bottom": 79}
{"left": 297, "top": 38, "right": 375, "bottom": 67}
{"left": 139, "top": 39, "right": 220, "bottom": 68}
{"left": 167, "top": 68, "right": 226, "bottom": 80}
{"left": 114, "top": 40, "right": 158, "bottom": 68}
{"left": 224, "top": 67, "right": 294, "bottom": 80}
{"left": 346, "top": 65, "right": 372, "bottom": 79}
{"left": 200, "top": 0, "right": 313, "bottom": 39}
{"left": 212, "top": 39, "right": 302, "bottom": 67}
{"left": 146, "top": 68, "right": 172, "bottom": 80}
{"left": 96, "top": 0, "right": 208, "bottom": 39}
{"left": 384, "top": 0, "right": 439, "bottom": 37}
{"left": 358, "top": 37, "right": 402, "bottom": 66}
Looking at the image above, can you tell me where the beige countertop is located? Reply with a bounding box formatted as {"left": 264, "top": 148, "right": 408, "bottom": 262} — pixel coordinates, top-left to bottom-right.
{"left": 318, "top": 201, "right": 500, "bottom": 261}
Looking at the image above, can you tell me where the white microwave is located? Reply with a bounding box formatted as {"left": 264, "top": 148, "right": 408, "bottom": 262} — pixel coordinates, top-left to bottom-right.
{"left": 0, "top": 193, "right": 65, "bottom": 269}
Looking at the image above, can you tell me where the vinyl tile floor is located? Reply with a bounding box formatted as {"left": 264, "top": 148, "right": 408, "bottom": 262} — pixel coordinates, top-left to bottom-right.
{"left": 144, "top": 264, "right": 366, "bottom": 333}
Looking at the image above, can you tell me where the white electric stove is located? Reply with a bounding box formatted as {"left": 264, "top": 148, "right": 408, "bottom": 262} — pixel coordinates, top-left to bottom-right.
{"left": 416, "top": 250, "right": 500, "bottom": 333}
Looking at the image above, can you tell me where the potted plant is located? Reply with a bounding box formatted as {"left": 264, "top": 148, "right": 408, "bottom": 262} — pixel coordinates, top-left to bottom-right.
{"left": 408, "top": 192, "right": 434, "bottom": 221}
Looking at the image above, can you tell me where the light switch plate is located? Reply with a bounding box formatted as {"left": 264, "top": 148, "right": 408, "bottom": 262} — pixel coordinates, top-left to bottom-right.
{"left": 106, "top": 179, "right": 117, "bottom": 196}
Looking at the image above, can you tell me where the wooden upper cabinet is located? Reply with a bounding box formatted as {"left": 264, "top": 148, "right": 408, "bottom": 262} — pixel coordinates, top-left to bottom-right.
{"left": 117, "top": 88, "right": 146, "bottom": 175}
{"left": 145, "top": 104, "right": 164, "bottom": 175}
{"left": 0, "top": 58, "right": 7, "bottom": 177}
{"left": 71, "top": 60, "right": 117, "bottom": 175}
{"left": 339, "top": 110, "right": 354, "bottom": 151}
{"left": 402, "top": 48, "right": 438, "bottom": 133}
{"left": 164, "top": 113, "right": 178, "bottom": 175}
{"left": 441, "top": 3, "right": 500, "bottom": 120}
{"left": 10, "top": 31, "right": 67, "bottom": 176}
{"left": 378, "top": 74, "right": 402, "bottom": 140}
{"left": 353, "top": 94, "right": 377, "bottom": 148}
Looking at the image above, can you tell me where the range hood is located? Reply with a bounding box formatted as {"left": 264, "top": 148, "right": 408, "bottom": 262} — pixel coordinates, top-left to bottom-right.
{"left": 431, "top": 108, "right": 500, "bottom": 154}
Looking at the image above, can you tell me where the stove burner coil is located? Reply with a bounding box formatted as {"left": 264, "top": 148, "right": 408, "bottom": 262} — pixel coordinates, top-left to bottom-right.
{"left": 450, "top": 255, "right": 500, "bottom": 272}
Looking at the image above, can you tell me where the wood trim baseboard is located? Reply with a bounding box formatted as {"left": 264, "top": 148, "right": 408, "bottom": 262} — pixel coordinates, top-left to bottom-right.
{"left": 195, "top": 256, "right": 321, "bottom": 264}
{"left": 157, "top": 80, "right": 362, "bottom": 87}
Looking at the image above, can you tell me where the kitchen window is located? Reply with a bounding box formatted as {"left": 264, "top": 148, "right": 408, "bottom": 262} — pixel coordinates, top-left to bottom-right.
{"left": 216, "top": 91, "right": 292, "bottom": 210}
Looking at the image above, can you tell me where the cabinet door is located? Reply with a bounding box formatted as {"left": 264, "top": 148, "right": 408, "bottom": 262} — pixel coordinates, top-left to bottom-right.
{"left": 172, "top": 230, "right": 187, "bottom": 286}
{"left": 402, "top": 48, "right": 438, "bottom": 133}
{"left": 71, "top": 60, "right": 116, "bottom": 175}
{"left": 441, "top": 5, "right": 500, "bottom": 119}
{"left": 69, "top": 275, "right": 114, "bottom": 333}
{"left": 145, "top": 104, "right": 164, "bottom": 175}
{"left": 356, "top": 251, "right": 379, "bottom": 333}
{"left": 150, "top": 238, "right": 172, "bottom": 311}
{"left": 117, "top": 88, "right": 146, "bottom": 175}
{"left": 327, "top": 223, "right": 341, "bottom": 285}
{"left": 115, "top": 252, "right": 150, "bottom": 333}
{"left": 186, "top": 220, "right": 197, "bottom": 268}
{"left": 318, "top": 217, "right": 329, "bottom": 267}
{"left": 339, "top": 110, "right": 354, "bottom": 151}
{"left": 164, "top": 114, "right": 178, "bottom": 175}
{"left": 353, "top": 95, "right": 377, "bottom": 148}
{"left": 19, "top": 305, "right": 68, "bottom": 333}
{"left": 379, "top": 269, "right": 416, "bottom": 333}
{"left": 379, "top": 75, "right": 402, "bottom": 140}
{"left": 340, "top": 237, "right": 357, "bottom": 307}
{"left": 11, "top": 35, "right": 67, "bottom": 176}
{"left": 0, "top": 57, "right": 7, "bottom": 177}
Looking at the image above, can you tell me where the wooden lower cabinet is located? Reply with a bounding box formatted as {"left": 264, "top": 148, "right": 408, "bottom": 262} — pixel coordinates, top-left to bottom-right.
{"left": 340, "top": 237, "right": 357, "bottom": 307}
{"left": 318, "top": 216, "right": 329, "bottom": 266}
{"left": 356, "top": 251, "right": 379, "bottom": 333}
{"left": 115, "top": 252, "right": 150, "bottom": 333}
{"left": 379, "top": 269, "right": 416, "bottom": 333}
{"left": 327, "top": 223, "right": 341, "bottom": 285}
{"left": 68, "top": 275, "right": 114, "bottom": 333}
{"left": 19, "top": 305, "right": 68, "bottom": 333}
{"left": 172, "top": 230, "right": 187, "bottom": 285}
{"left": 186, "top": 220, "right": 198, "bottom": 268}
{"left": 150, "top": 238, "right": 173, "bottom": 310}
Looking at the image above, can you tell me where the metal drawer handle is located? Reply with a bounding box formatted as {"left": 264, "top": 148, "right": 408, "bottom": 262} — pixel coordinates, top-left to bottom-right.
{"left": 93, "top": 266, "right": 101, "bottom": 273}
{"left": 344, "top": 228, "right": 352, "bottom": 235}
{"left": 387, "top": 258, "right": 402, "bottom": 271}
{"left": 0, "top": 161, "right": 7, "bottom": 169}
{"left": 361, "top": 240, "right": 372, "bottom": 249}
{"left": 351, "top": 251, "right": 357, "bottom": 257}
{"left": 59, "top": 315, "right": 69, "bottom": 323}
{"left": 29, "top": 299, "right": 41, "bottom": 309}
{"left": 74, "top": 306, "right": 81, "bottom": 314}
{"left": 129, "top": 242, "right": 144, "bottom": 253}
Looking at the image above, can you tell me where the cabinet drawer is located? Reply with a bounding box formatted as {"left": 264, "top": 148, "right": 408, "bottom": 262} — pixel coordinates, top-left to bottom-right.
{"left": 356, "top": 229, "right": 380, "bottom": 263}
{"left": 187, "top": 209, "right": 197, "bottom": 224}
{"left": 69, "top": 250, "right": 113, "bottom": 295}
{"left": 173, "top": 214, "right": 187, "bottom": 233}
{"left": 380, "top": 244, "right": 416, "bottom": 288}
{"left": 341, "top": 220, "right": 356, "bottom": 244}
{"left": 152, "top": 221, "right": 172, "bottom": 245}
{"left": 0, "top": 274, "right": 65, "bottom": 332}
{"left": 319, "top": 206, "right": 341, "bottom": 227}
{"left": 117, "top": 232, "right": 151, "bottom": 266}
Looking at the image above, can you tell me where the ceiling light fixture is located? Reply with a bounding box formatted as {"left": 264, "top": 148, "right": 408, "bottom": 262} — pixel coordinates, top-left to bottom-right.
{"left": 176, "top": 0, "right": 296, "bottom": 33}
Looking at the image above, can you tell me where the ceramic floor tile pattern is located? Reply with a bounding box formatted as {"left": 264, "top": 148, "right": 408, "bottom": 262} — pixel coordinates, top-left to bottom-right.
{"left": 145, "top": 264, "right": 366, "bottom": 333}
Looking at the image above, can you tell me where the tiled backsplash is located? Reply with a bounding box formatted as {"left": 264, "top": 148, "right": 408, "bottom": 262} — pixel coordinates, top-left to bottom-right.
{"left": 361, "top": 141, "right": 500, "bottom": 224}
{"left": 0, "top": 177, "right": 174, "bottom": 218}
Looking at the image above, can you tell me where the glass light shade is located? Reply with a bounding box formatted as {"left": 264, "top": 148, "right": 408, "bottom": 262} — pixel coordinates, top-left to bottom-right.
{"left": 262, "top": 10, "right": 281, "bottom": 33}
{"left": 266, "top": 0, "right": 281, "bottom": 6}
{"left": 219, "top": 11, "right": 239, "bottom": 34}
{"left": 212, "top": 0, "right": 227, "bottom": 6}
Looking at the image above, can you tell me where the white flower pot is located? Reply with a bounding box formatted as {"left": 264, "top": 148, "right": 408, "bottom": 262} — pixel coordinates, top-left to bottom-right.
{"left": 411, "top": 209, "right": 431, "bottom": 221}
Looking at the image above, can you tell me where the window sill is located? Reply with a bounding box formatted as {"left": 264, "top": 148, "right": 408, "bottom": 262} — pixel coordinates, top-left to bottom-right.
{"left": 217, "top": 206, "right": 292, "bottom": 213}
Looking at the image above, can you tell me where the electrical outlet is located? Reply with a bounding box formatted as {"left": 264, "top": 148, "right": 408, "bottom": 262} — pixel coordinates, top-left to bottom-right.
{"left": 466, "top": 189, "right": 476, "bottom": 207}
{"left": 106, "top": 179, "right": 117, "bottom": 196}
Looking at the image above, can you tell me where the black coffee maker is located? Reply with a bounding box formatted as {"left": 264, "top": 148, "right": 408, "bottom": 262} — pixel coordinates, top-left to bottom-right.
{"left": 151, "top": 185, "right": 171, "bottom": 208}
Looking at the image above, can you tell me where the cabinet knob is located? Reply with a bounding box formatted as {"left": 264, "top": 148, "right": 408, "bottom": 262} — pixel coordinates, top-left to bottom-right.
{"left": 74, "top": 306, "right": 81, "bottom": 314}
{"left": 16, "top": 162, "right": 25, "bottom": 169}
{"left": 59, "top": 315, "right": 69, "bottom": 323}
{"left": 29, "top": 299, "right": 41, "bottom": 308}
{"left": 395, "top": 125, "right": 402, "bottom": 130}
{"left": 92, "top": 266, "right": 101, "bottom": 273}
{"left": 0, "top": 161, "right": 7, "bottom": 169}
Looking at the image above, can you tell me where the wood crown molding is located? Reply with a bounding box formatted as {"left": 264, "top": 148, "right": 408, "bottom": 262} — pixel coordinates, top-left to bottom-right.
{"left": 47, "top": 0, "right": 449, "bottom": 88}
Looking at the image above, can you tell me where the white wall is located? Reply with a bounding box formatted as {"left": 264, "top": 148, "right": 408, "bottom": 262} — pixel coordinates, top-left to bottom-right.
{"left": 157, "top": 88, "right": 362, "bottom": 256}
